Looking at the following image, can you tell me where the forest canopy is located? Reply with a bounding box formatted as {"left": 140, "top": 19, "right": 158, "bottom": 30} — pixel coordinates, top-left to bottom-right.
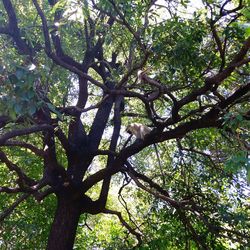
{"left": 0, "top": 0, "right": 249, "bottom": 249}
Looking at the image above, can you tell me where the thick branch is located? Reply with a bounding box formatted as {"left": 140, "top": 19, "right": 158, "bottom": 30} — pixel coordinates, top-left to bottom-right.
{"left": 0, "top": 124, "right": 53, "bottom": 144}
{"left": 54, "top": 128, "right": 70, "bottom": 156}
{"left": 0, "top": 186, "right": 21, "bottom": 193}
{"left": 88, "top": 89, "right": 115, "bottom": 151}
{"left": 97, "top": 95, "right": 123, "bottom": 206}
{"left": 60, "top": 95, "right": 109, "bottom": 116}
{"left": 2, "top": 0, "right": 33, "bottom": 55}
{"left": 81, "top": 89, "right": 244, "bottom": 193}
{"left": 33, "top": 188, "right": 53, "bottom": 202}
{"left": 0, "top": 116, "right": 9, "bottom": 129}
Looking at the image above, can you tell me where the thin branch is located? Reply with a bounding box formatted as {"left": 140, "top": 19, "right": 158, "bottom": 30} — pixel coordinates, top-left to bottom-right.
{"left": 117, "top": 52, "right": 149, "bottom": 87}
{"left": 220, "top": 0, "right": 243, "bottom": 16}
{"left": 32, "top": 0, "right": 52, "bottom": 52}
{"left": 3, "top": 140, "right": 44, "bottom": 157}
{"left": 182, "top": 147, "right": 216, "bottom": 167}
{"left": 103, "top": 208, "right": 142, "bottom": 246}
{"left": 108, "top": 0, "right": 146, "bottom": 52}
{"left": 50, "top": 7, "right": 83, "bottom": 70}
{"left": 0, "top": 150, "right": 36, "bottom": 187}
{"left": 121, "top": 112, "right": 148, "bottom": 119}
{"left": 60, "top": 95, "right": 110, "bottom": 115}
{"left": 0, "top": 193, "right": 30, "bottom": 222}
{"left": 127, "top": 164, "right": 210, "bottom": 250}
{"left": 126, "top": 163, "right": 187, "bottom": 207}
{"left": 33, "top": 188, "right": 53, "bottom": 202}
{"left": 32, "top": 0, "right": 106, "bottom": 91}
{"left": 177, "top": 209, "right": 209, "bottom": 250}
{"left": 171, "top": 36, "right": 250, "bottom": 120}
{"left": 118, "top": 176, "right": 141, "bottom": 231}
{"left": 210, "top": 22, "right": 225, "bottom": 71}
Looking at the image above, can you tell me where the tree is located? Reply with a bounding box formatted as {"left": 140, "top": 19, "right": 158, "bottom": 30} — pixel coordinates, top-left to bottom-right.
{"left": 0, "top": 0, "right": 249, "bottom": 249}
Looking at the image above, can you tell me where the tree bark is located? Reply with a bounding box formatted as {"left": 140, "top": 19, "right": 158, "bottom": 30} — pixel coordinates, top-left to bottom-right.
{"left": 46, "top": 196, "right": 81, "bottom": 250}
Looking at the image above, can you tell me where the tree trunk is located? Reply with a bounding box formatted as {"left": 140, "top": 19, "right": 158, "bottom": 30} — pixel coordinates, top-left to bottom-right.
{"left": 46, "top": 196, "right": 81, "bottom": 250}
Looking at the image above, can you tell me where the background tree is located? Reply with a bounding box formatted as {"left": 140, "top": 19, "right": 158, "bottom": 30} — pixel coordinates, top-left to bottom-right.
{"left": 0, "top": 0, "right": 249, "bottom": 249}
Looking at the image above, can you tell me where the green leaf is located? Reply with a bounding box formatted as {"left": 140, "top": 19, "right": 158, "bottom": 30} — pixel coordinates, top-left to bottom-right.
{"left": 46, "top": 102, "right": 62, "bottom": 120}
{"left": 14, "top": 103, "right": 22, "bottom": 114}
{"left": 245, "top": 26, "right": 250, "bottom": 37}
{"left": 8, "top": 109, "right": 17, "bottom": 120}
{"left": 51, "top": 0, "right": 66, "bottom": 14}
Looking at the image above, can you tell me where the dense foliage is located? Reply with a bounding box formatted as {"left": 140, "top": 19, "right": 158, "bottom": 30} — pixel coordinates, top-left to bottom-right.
{"left": 0, "top": 0, "right": 249, "bottom": 249}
